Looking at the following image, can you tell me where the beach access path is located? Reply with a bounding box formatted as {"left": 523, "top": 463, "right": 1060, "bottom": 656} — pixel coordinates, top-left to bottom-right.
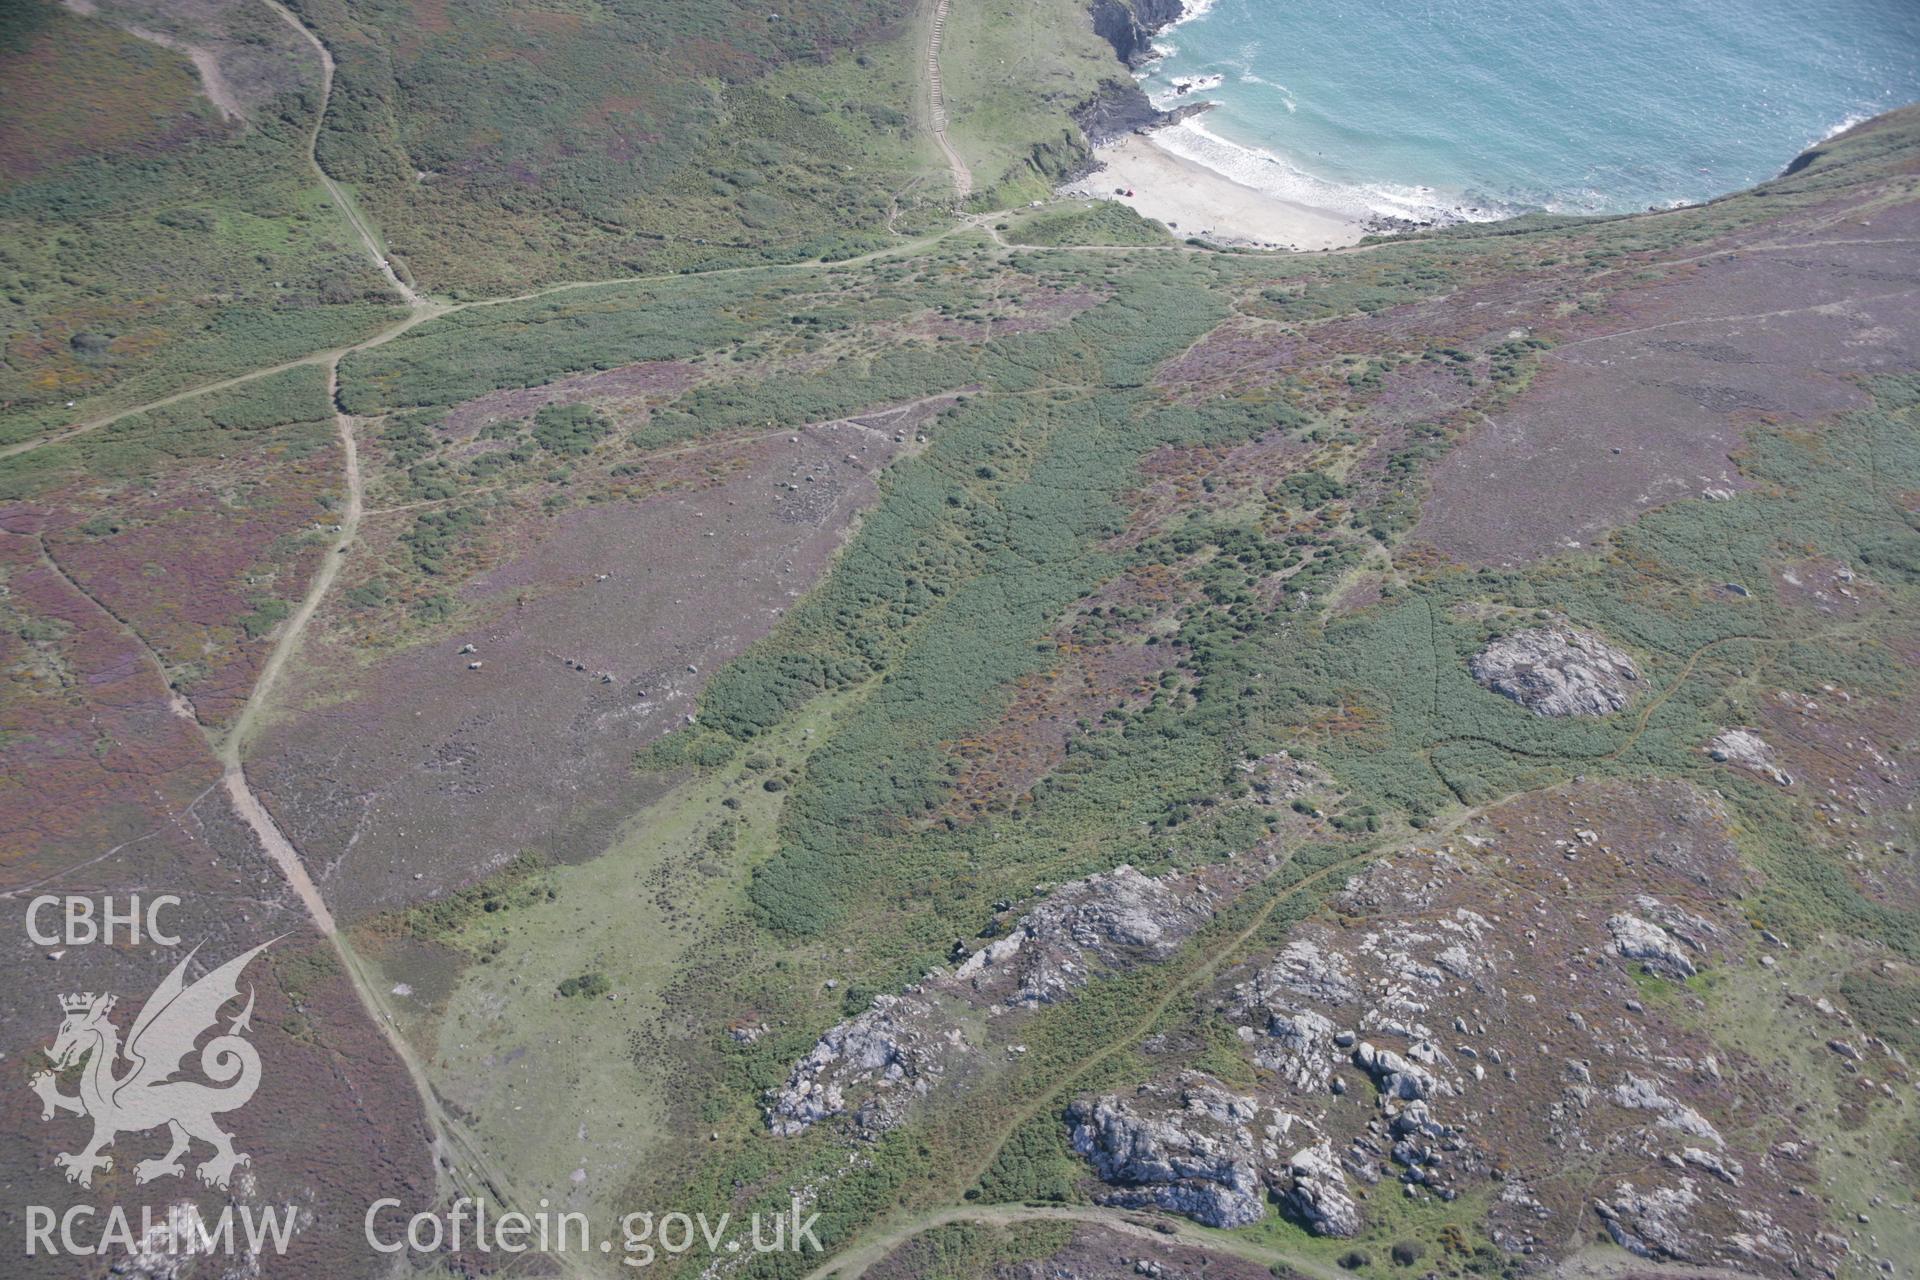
{"left": 927, "top": 0, "right": 973, "bottom": 198}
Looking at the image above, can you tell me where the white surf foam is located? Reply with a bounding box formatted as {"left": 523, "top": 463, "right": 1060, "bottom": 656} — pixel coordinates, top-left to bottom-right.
{"left": 1172, "top": 0, "right": 1219, "bottom": 27}
{"left": 1150, "top": 117, "right": 1519, "bottom": 225}
{"left": 1147, "top": 72, "right": 1225, "bottom": 111}
{"left": 1819, "top": 112, "right": 1870, "bottom": 141}
{"left": 1138, "top": 0, "right": 1218, "bottom": 67}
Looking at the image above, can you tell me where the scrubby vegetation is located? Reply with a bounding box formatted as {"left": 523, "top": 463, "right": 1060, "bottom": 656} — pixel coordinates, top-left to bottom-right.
{"left": 398, "top": 851, "right": 555, "bottom": 945}
{"left": 557, "top": 971, "right": 611, "bottom": 1000}
{"left": 0, "top": 364, "right": 334, "bottom": 502}
{"left": 0, "top": 0, "right": 399, "bottom": 444}
{"left": 283, "top": 0, "right": 942, "bottom": 295}
{"left": 1004, "top": 199, "right": 1170, "bottom": 246}
{"left": 586, "top": 117, "right": 1920, "bottom": 1280}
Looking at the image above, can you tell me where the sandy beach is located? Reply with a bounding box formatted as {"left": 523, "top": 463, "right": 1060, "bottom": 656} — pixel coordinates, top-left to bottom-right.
{"left": 1065, "top": 132, "right": 1368, "bottom": 252}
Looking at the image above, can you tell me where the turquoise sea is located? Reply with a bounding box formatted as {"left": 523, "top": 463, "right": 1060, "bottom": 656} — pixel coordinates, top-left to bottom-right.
{"left": 1137, "top": 0, "right": 1920, "bottom": 223}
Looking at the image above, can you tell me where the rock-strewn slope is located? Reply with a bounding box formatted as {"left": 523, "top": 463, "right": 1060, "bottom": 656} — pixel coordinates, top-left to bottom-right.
{"left": 954, "top": 864, "right": 1216, "bottom": 1008}
{"left": 1066, "top": 1076, "right": 1284, "bottom": 1228}
{"left": 768, "top": 864, "right": 1225, "bottom": 1135}
{"left": 1064, "top": 781, "right": 1852, "bottom": 1276}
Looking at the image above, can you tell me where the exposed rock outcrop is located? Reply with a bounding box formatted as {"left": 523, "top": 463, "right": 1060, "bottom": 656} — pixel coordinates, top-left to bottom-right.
{"left": 764, "top": 994, "right": 952, "bottom": 1136}
{"left": 1606, "top": 912, "right": 1698, "bottom": 979}
{"left": 1243, "top": 1008, "right": 1339, "bottom": 1090}
{"left": 1354, "top": 1040, "right": 1446, "bottom": 1103}
{"left": 1707, "top": 728, "right": 1794, "bottom": 787}
{"left": 1183, "top": 781, "right": 1814, "bottom": 1267}
{"left": 1679, "top": 1147, "right": 1742, "bottom": 1185}
{"left": 1608, "top": 895, "right": 1721, "bottom": 982}
{"left": 1066, "top": 1077, "right": 1281, "bottom": 1228}
{"left": 1238, "top": 937, "right": 1361, "bottom": 1007}
{"left": 1088, "top": 0, "right": 1186, "bottom": 67}
{"left": 1611, "top": 1074, "right": 1724, "bottom": 1147}
{"left": 1593, "top": 1179, "right": 1704, "bottom": 1261}
{"left": 770, "top": 864, "right": 1216, "bottom": 1136}
{"left": 1470, "top": 625, "right": 1639, "bottom": 716}
{"left": 1071, "top": 80, "right": 1165, "bottom": 146}
{"left": 1284, "top": 1140, "right": 1361, "bottom": 1238}
{"left": 955, "top": 864, "right": 1214, "bottom": 1007}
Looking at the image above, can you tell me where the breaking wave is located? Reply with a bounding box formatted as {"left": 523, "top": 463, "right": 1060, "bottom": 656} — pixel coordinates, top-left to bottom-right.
{"left": 1149, "top": 117, "right": 1520, "bottom": 226}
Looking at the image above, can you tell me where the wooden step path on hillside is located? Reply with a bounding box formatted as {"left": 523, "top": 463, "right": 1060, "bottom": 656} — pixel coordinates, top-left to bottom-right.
{"left": 928, "top": 0, "right": 973, "bottom": 198}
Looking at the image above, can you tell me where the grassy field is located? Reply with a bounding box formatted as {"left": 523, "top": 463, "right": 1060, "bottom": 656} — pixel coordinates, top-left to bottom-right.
{"left": 363, "top": 691, "right": 862, "bottom": 1223}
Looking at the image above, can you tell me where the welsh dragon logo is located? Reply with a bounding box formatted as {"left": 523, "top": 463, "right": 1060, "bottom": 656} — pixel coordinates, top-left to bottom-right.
{"left": 29, "top": 941, "right": 273, "bottom": 1190}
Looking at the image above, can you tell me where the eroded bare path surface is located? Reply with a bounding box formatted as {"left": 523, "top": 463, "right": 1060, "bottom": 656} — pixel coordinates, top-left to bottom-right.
{"left": 927, "top": 0, "right": 973, "bottom": 198}
{"left": 811, "top": 1203, "right": 1349, "bottom": 1280}
{"left": 215, "top": 361, "right": 359, "bottom": 938}
{"left": 261, "top": 0, "right": 427, "bottom": 306}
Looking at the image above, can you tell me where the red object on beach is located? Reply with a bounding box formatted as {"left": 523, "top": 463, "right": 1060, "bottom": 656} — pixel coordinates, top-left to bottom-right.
{"left": 1125, "top": 188, "right": 1135, "bottom": 197}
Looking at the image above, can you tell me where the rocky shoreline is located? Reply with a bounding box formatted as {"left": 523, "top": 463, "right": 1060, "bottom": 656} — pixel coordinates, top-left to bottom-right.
{"left": 1072, "top": 0, "right": 1192, "bottom": 146}
{"left": 1089, "top": 0, "right": 1188, "bottom": 68}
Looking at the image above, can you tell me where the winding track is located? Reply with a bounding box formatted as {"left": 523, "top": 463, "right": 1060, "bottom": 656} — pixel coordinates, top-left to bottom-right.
{"left": 262, "top": 0, "right": 426, "bottom": 307}
{"left": 803, "top": 1204, "right": 1349, "bottom": 1280}
{"left": 133, "top": 1, "right": 569, "bottom": 1253}
{"left": 28, "top": 0, "right": 1007, "bottom": 1249}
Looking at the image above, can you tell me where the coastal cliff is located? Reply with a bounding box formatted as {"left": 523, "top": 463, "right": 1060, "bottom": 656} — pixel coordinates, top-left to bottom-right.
{"left": 1090, "top": 0, "right": 1187, "bottom": 66}
{"left": 1073, "top": 0, "right": 1193, "bottom": 146}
